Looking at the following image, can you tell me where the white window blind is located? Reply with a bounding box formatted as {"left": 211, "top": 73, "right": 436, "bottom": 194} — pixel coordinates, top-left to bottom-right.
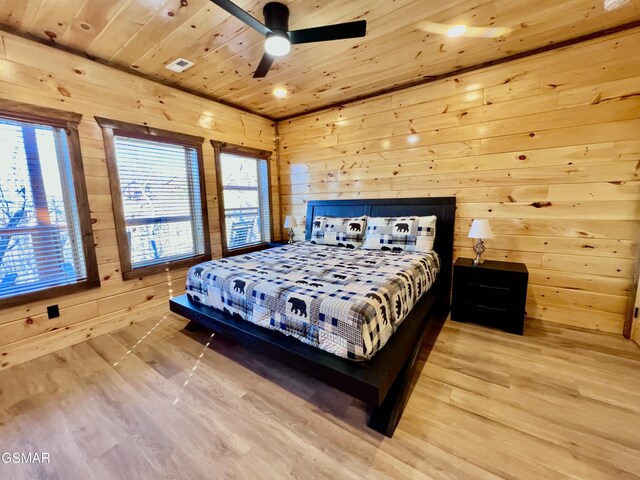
{"left": 219, "top": 152, "right": 271, "bottom": 250}
{"left": 112, "top": 135, "right": 206, "bottom": 268}
{"left": 0, "top": 118, "right": 87, "bottom": 300}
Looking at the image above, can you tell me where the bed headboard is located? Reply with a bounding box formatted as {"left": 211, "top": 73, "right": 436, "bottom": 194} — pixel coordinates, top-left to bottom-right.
{"left": 304, "top": 197, "right": 456, "bottom": 293}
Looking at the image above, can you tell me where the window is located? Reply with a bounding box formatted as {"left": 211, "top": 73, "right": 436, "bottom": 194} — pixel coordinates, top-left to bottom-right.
{"left": 96, "top": 118, "right": 210, "bottom": 280}
{"left": 0, "top": 100, "right": 99, "bottom": 308}
{"left": 212, "top": 141, "right": 272, "bottom": 256}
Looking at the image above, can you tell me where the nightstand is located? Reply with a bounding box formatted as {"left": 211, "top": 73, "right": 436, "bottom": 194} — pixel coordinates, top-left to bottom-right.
{"left": 451, "top": 258, "right": 529, "bottom": 335}
{"left": 266, "top": 240, "right": 289, "bottom": 248}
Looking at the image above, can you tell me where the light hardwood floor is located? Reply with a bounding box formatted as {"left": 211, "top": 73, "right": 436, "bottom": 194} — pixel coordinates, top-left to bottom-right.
{"left": 1, "top": 314, "right": 639, "bottom": 479}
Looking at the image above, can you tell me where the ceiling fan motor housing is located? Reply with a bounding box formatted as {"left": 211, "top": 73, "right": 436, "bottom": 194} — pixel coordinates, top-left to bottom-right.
{"left": 264, "top": 2, "right": 289, "bottom": 36}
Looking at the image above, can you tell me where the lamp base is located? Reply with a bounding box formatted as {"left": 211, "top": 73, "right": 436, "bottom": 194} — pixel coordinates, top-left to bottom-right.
{"left": 472, "top": 238, "right": 486, "bottom": 265}
{"left": 287, "top": 228, "right": 295, "bottom": 244}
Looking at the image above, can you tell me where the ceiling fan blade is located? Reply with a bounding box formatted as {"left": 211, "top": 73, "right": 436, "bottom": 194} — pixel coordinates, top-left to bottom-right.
{"left": 253, "top": 53, "right": 275, "bottom": 78}
{"left": 289, "top": 20, "right": 366, "bottom": 45}
{"left": 209, "top": 0, "right": 271, "bottom": 36}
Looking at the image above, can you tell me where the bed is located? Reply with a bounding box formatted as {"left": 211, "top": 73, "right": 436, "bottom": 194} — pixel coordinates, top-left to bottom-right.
{"left": 185, "top": 242, "right": 441, "bottom": 360}
{"left": 170, "top": 197, "right": 455, "bottom": 436}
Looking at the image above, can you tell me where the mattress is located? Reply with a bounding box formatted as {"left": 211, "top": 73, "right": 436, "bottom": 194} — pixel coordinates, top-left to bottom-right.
{"left": 185, "top": 242, "right": 440, "bottom": 360}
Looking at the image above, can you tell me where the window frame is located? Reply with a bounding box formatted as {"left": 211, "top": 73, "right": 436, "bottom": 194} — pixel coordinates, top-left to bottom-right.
{"left": 96, "top": 117, "right": 211, "bottom": 280}
{"left": 0, "top": 99, "right": 100, "bottom": 309}
{"left": 211, "top": 140, "right": 274, "bottom": 257}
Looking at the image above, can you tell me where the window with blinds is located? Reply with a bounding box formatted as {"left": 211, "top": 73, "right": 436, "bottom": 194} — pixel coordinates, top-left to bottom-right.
{"left": 97, "top": 117, "right": 210, "bottom": 279}
{"left": 0, "top": 117, "right": 93, "bottom": 303}
{"left": 96, "top": 117, "right": 211, "bottom": 280}
{"left": 217, "top": 151, "right": 271, "bottom": 252}
{"left": 112, "top": 136, "right": 206, "bottom": 269}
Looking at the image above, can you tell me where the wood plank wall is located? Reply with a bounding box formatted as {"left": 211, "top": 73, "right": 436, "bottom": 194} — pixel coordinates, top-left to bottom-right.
{"left": 0, "top": 31, "right": 278, "bottom": 370}
{"left": 278, "top": 27, "right": 640, "bottom": 336}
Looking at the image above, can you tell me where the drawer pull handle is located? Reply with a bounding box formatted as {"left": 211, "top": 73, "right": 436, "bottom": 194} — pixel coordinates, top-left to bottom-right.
{"left": 469, "top": 282, "right": 509, "bottom": 292}
{"left": 469, "top": 302, "right": 508, "bottom": 313}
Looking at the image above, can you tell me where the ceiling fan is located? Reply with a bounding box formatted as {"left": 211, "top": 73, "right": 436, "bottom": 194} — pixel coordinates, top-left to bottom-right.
{"left": 210, "top": 0, "right": 367, "bottom": 78}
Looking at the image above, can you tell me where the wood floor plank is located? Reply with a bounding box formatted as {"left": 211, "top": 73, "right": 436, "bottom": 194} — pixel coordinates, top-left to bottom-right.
{"left": 0, "top": 313, "right": 639, "bottom": 479}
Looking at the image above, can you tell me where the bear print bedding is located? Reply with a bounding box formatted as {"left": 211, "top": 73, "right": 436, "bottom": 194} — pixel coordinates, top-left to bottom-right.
{"left": 185, "top": 242, "right": 440, "bottom": 360}
{"left": 310, "top": 216, "right": 368, "bottom": 249}
{"left": 362, "top": 216, "right": 437, "bottom": 253}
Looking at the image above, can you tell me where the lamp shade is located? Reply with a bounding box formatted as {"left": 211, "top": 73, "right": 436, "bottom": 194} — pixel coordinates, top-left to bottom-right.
{"left": 283, "top": 215, "right": 298, "bottom": 229}
{"left": 468, "top": 219, "right": 493, "bottom": 239}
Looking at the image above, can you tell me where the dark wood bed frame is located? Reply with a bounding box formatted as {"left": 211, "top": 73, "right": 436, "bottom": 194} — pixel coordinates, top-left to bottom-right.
{"left": 170, "top": 197, "right": 456, "bottom": 437}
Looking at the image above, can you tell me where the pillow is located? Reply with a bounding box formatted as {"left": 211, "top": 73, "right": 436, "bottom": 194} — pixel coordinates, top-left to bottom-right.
{"left": 362, "top": 216, "right": 437, "bottom": 253}
{"left": 310, "top": 216, "right": 367, "bottom": 249}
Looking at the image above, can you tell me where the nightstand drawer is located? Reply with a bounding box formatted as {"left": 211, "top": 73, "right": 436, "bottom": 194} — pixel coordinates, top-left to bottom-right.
{"left": 465, "top": 281, "right": 511, "bottom": 309}
{"left": 462, "top": 268, "right": 514, "bottom": 289}
{"left": 463, "top": 302, "right": 511, "bottom": 326}
{"left": 461, "top": 302, "right": 524, "bottom": 334}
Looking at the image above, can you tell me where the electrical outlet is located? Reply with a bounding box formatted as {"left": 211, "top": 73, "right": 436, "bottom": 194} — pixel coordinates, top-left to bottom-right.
{"left": 47, "top": 305, "right": 60, "bottom": 319}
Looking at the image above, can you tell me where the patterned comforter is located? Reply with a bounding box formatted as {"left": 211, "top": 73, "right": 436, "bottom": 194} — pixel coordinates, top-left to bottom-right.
{"left": 185, "top": 242, "right": 440, "bottom": 360}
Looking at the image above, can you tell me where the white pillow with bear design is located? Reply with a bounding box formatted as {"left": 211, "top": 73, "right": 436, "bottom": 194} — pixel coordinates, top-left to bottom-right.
{"left": 362, "top": 216, "right": 436, "bottom": 253}
{"left": 310, "top": 216, "right": 367, "bottom": 249}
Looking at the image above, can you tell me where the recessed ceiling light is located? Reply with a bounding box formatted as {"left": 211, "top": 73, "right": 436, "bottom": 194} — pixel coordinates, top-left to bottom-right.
{"left": 265, "top": 34, "right": 291, "bottom": 56}
{"left": 419, "top": 21, "right": 512, "bottom": 38}
{"left": 165, "top": 58, "right": 194, "bottom": 73}
{"left": 273, "top": 87, "right": 288, "bottom": 98}
{"left": 407, "top": 134, "right": 420, "bottom": 145}
{"left": 446, "top": 25, "right": 468, "bottom": 37}
{"left": 603, "top": 0, "right": 630, "bottom": 10}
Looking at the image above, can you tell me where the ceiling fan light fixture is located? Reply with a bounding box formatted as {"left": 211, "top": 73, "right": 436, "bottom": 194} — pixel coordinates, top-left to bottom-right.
{"left": 265, "top": 33, "right": 291, "bottom": 56}
{"left": 446, "top": 25, "right": 468, "bottom": 37}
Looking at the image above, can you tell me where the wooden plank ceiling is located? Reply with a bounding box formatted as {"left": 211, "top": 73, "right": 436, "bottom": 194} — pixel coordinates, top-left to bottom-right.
{"left": 1, "top": 0, "right": 639, "bottom": 119}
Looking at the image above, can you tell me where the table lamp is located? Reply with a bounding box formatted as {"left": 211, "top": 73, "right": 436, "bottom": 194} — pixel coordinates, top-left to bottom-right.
{"left": 468, "top": 219, "right": 493, "bottom": 265}
{"left": 284, "top": 215, "right": 298, "bottom": 244}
